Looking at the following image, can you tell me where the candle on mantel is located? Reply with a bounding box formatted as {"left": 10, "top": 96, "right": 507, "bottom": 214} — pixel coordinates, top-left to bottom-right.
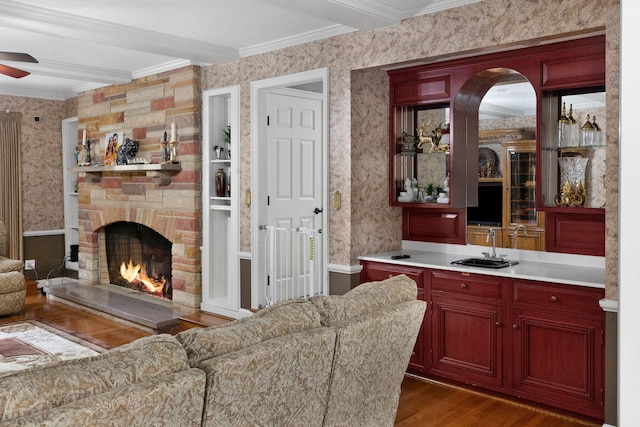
{"left": 82, "top": 129, "right": 87, "bottom": 146}
{"left": 170, "top": 121, "right": 177, "bottom": 142}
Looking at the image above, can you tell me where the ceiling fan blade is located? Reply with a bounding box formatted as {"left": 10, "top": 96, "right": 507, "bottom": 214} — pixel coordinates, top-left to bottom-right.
{"left": 0, "top": 64, "right": 30, "bottom": 79}
{"left": 0, "top": 52, "right": 38, "bottom": 63}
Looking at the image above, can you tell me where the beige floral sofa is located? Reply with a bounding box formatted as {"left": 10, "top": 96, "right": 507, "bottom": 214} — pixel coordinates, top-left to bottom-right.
{"left": 0, "top": 274, "right": 425, "bottom": 426}
{"left": 0, "top": 334, "right": 206, "bottom": 426}
{"left": 0, "top": 221, "right": 25, "bottom": 316}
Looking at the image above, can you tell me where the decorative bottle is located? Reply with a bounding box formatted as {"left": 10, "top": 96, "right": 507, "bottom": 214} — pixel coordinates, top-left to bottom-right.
{"left": 567, "top": 104, "right": 579, "bottom": 146}
{"left": 216, "top": 168, "right": 226, "bottom": 197}
{"left": 558, "top": 102, "right": 571, "bottom": 147}
{"left": 580, "top": 114, "right": 596, "bottom": 146}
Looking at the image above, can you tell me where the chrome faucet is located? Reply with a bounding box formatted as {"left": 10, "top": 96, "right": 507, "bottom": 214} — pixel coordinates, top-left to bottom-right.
{"left": 483, "top": 228, "right": 499, "bottom": 260}
{"left": 513, "top": 224, "right": 528, "bottom": 249}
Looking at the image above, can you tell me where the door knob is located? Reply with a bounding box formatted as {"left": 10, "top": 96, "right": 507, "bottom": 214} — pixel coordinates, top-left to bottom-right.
{"left": 313, "top": 207, "right": 323, "bottom": 214}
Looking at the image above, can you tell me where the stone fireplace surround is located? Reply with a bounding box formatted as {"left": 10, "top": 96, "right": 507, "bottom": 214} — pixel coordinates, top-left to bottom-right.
{"left": 76, "top": 170, "right": 201, "bottom": 313}
{"left": 71, "top": 65, "right": 203, "bottom": 314}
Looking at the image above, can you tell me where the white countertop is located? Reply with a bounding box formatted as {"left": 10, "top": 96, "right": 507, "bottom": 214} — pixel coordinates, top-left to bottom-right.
{"left": 359, "top": 243, "right": 605, "bottom": 289}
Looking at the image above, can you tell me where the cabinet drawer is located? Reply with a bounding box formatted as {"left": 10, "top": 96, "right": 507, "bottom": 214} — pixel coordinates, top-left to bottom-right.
{"left": 360, "top": 261, "right": 425, "bottom": 289}
{"left": 391, "top": 75, "right": 450, "bottom": 105}
{"left": 513, "top": 280, "right": 604, "bottom": 313}
{"left": 431, "top": 270, "right": 503, "bottom": 300}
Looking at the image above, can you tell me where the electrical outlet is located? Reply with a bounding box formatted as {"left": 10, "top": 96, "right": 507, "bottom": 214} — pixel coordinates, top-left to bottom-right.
{"left": 24, "top": 259, "right": 35, "bottom": 270}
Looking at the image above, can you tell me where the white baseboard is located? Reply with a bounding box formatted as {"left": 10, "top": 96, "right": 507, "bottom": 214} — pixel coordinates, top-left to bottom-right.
{"left": 23, "top": 229, "right": 65, "bottom": 237}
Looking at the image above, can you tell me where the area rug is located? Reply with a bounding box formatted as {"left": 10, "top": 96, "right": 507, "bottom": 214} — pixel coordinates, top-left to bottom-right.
{"left": 0, "top": 320, "right": 106, "bottom": 375}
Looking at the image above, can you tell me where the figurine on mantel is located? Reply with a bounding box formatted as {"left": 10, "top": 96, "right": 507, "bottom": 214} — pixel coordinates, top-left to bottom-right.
{"left": 161, "top": 131, "right": 169, "bottom": 163}
{"left": 169, "top": 121, "right": 179, "bottom": 163}
{"left": 116, "top": 138, "right": 139, "bottom": 165}
{"left": 78, "top": 129, "right": 92, "bottom": 166}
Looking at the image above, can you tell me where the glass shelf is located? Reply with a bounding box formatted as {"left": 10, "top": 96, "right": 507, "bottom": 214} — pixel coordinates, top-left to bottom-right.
{"left": 542, "top": 144, "right": 605, "bottom": 151}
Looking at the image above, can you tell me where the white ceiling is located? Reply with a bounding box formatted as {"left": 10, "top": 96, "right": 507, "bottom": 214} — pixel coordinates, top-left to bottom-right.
{"left": 0, "top": 0, "right": 482, "bottom": 100}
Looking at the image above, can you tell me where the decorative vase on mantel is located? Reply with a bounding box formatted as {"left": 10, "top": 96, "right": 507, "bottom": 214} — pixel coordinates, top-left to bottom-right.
{"left": 215, "top": 168, "right": 226, "bottom": 197}
{"left": 555, "top": 157, "right": 588, "bottom": 207}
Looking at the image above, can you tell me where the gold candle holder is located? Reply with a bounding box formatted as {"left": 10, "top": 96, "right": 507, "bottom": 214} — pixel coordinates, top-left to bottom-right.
{"left": 168, "top": 121, "right": 179, "bottom": 163}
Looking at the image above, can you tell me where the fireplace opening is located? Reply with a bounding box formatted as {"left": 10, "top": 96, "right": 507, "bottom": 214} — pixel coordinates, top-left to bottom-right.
{"left": 104, "top": 222, "right": 172, "bottom": 300}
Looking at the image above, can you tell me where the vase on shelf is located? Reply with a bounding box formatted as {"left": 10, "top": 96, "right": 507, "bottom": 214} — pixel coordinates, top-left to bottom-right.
{"left": 555, "top": 157, "right": 588, "bottom": 207}
{"left": 215, "top": 168, "right": 226, "bottom": 197}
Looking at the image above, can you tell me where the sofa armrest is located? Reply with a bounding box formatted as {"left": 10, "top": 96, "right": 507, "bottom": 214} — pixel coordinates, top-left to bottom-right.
{"left": 0, "top": 257, "right": 23, "bottom": 274}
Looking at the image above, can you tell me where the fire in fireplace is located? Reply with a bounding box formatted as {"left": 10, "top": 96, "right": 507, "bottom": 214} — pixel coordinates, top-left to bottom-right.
{"left": 104, "top": 222, "right": 172, "bottom": 299}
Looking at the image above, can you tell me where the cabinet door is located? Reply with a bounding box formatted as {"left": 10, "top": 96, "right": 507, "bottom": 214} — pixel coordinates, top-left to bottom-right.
{"left": 430, "top": 295, "right": 503, "bottom": 390}
{"left": 359, "top": 261, "right": 427, "bottom": 372}
{"left": 503, "top": 141, "right": 542, "bottom": 228}
{"left": 512, "top": 308, "right": 604, "bottom": 418}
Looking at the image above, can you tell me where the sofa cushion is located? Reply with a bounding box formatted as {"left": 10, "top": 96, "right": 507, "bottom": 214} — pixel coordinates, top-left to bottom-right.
{"left": 176, "top": 299, "right": 322, "bottom": 366}
{"left": 5, "top": 368, "right": 206, "bottom": 427}
{"left": 199, "top": 328, "right": 336, "bottom": 427}
{"left": 0, "top": 334, "right": 190, "bottom": 422}
{"left": 310, "top": 274, "right": 418, "bottom": 326}
{"left": 322, "top": 300, "right": 426, "bottom": 427}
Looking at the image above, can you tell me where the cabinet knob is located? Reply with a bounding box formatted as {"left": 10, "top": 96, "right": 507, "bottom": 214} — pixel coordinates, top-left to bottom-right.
{"left": 495, "top": 322, "right": 502, "bottom": 327}
{"left": 388, "top": 274, "right": 393, "bottom": 278}
{"left": 551, "top": 295, "right": 558, "bottom": 302}
{"left": 460, "top": 283, "right": 467, "bottom": 289}
{"left": 512, "top": 324, "right": 518, "bottom": 330}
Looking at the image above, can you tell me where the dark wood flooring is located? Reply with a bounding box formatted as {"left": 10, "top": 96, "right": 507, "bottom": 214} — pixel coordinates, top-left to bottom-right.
{"left": 3, "top": 282, "right": 599, "bottom": 427}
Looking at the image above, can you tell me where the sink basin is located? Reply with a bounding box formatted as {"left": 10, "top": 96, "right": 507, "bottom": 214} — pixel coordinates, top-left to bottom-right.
{"left": 451, "top": 258, "right": 518, "bottom": 269}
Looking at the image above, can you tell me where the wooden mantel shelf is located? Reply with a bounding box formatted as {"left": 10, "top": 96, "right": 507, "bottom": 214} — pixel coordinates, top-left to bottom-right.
{"left": 73, "top": 163, "right": 181, "bottom": 186}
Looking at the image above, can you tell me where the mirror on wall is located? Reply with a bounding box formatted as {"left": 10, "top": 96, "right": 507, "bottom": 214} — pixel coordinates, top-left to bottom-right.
{"left": 466, "top": 71, "right": 541, "bottom": 250}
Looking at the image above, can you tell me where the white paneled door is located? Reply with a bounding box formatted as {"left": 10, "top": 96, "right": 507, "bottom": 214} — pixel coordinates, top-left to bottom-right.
{"left": 264, "top": 89, "right": 323, "bottom": 303}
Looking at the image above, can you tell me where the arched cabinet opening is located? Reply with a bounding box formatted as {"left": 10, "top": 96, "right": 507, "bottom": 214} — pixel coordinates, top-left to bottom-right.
{"left": 455, "top": 68, "right": 542, "bottom": 251}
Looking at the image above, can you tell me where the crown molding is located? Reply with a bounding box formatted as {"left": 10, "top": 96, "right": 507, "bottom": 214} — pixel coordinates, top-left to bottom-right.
{"left": 240, "top": 24, "right": 355, "bottom": 58}
{"left": 131, "top": 59, "right": 194, "bottom": 80}
{"left": 263, "top": 0, "right": 398, "bottom": 30}
{"left": 19, "top": 60, "right": 132, "bottom": 85}
{"left": 0, "top": 84, "right": 67, "bottom": 101}
{"left": 414, "top": 0, "right": 483, "bottom": 15}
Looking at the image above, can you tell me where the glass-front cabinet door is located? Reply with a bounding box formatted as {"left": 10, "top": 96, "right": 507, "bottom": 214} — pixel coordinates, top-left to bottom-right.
{"left": 388, "top": 71, "right": 454, "bottom": 208}
{"left": 507, "top": 148, "right": 536, "bottom": 225}
{"left": 540, "top": 88, "right": 606, "bottom": 209}
{"left": 391, "top": 104, "right": 451, "bottom": 205}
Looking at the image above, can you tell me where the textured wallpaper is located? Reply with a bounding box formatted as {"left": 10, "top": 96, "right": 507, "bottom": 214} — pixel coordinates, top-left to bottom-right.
{"left": 0, "top": 95, "right": 67, "bottom": 232}
{"left": 201, "top": 0, "right": 620, "bottom": 299}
